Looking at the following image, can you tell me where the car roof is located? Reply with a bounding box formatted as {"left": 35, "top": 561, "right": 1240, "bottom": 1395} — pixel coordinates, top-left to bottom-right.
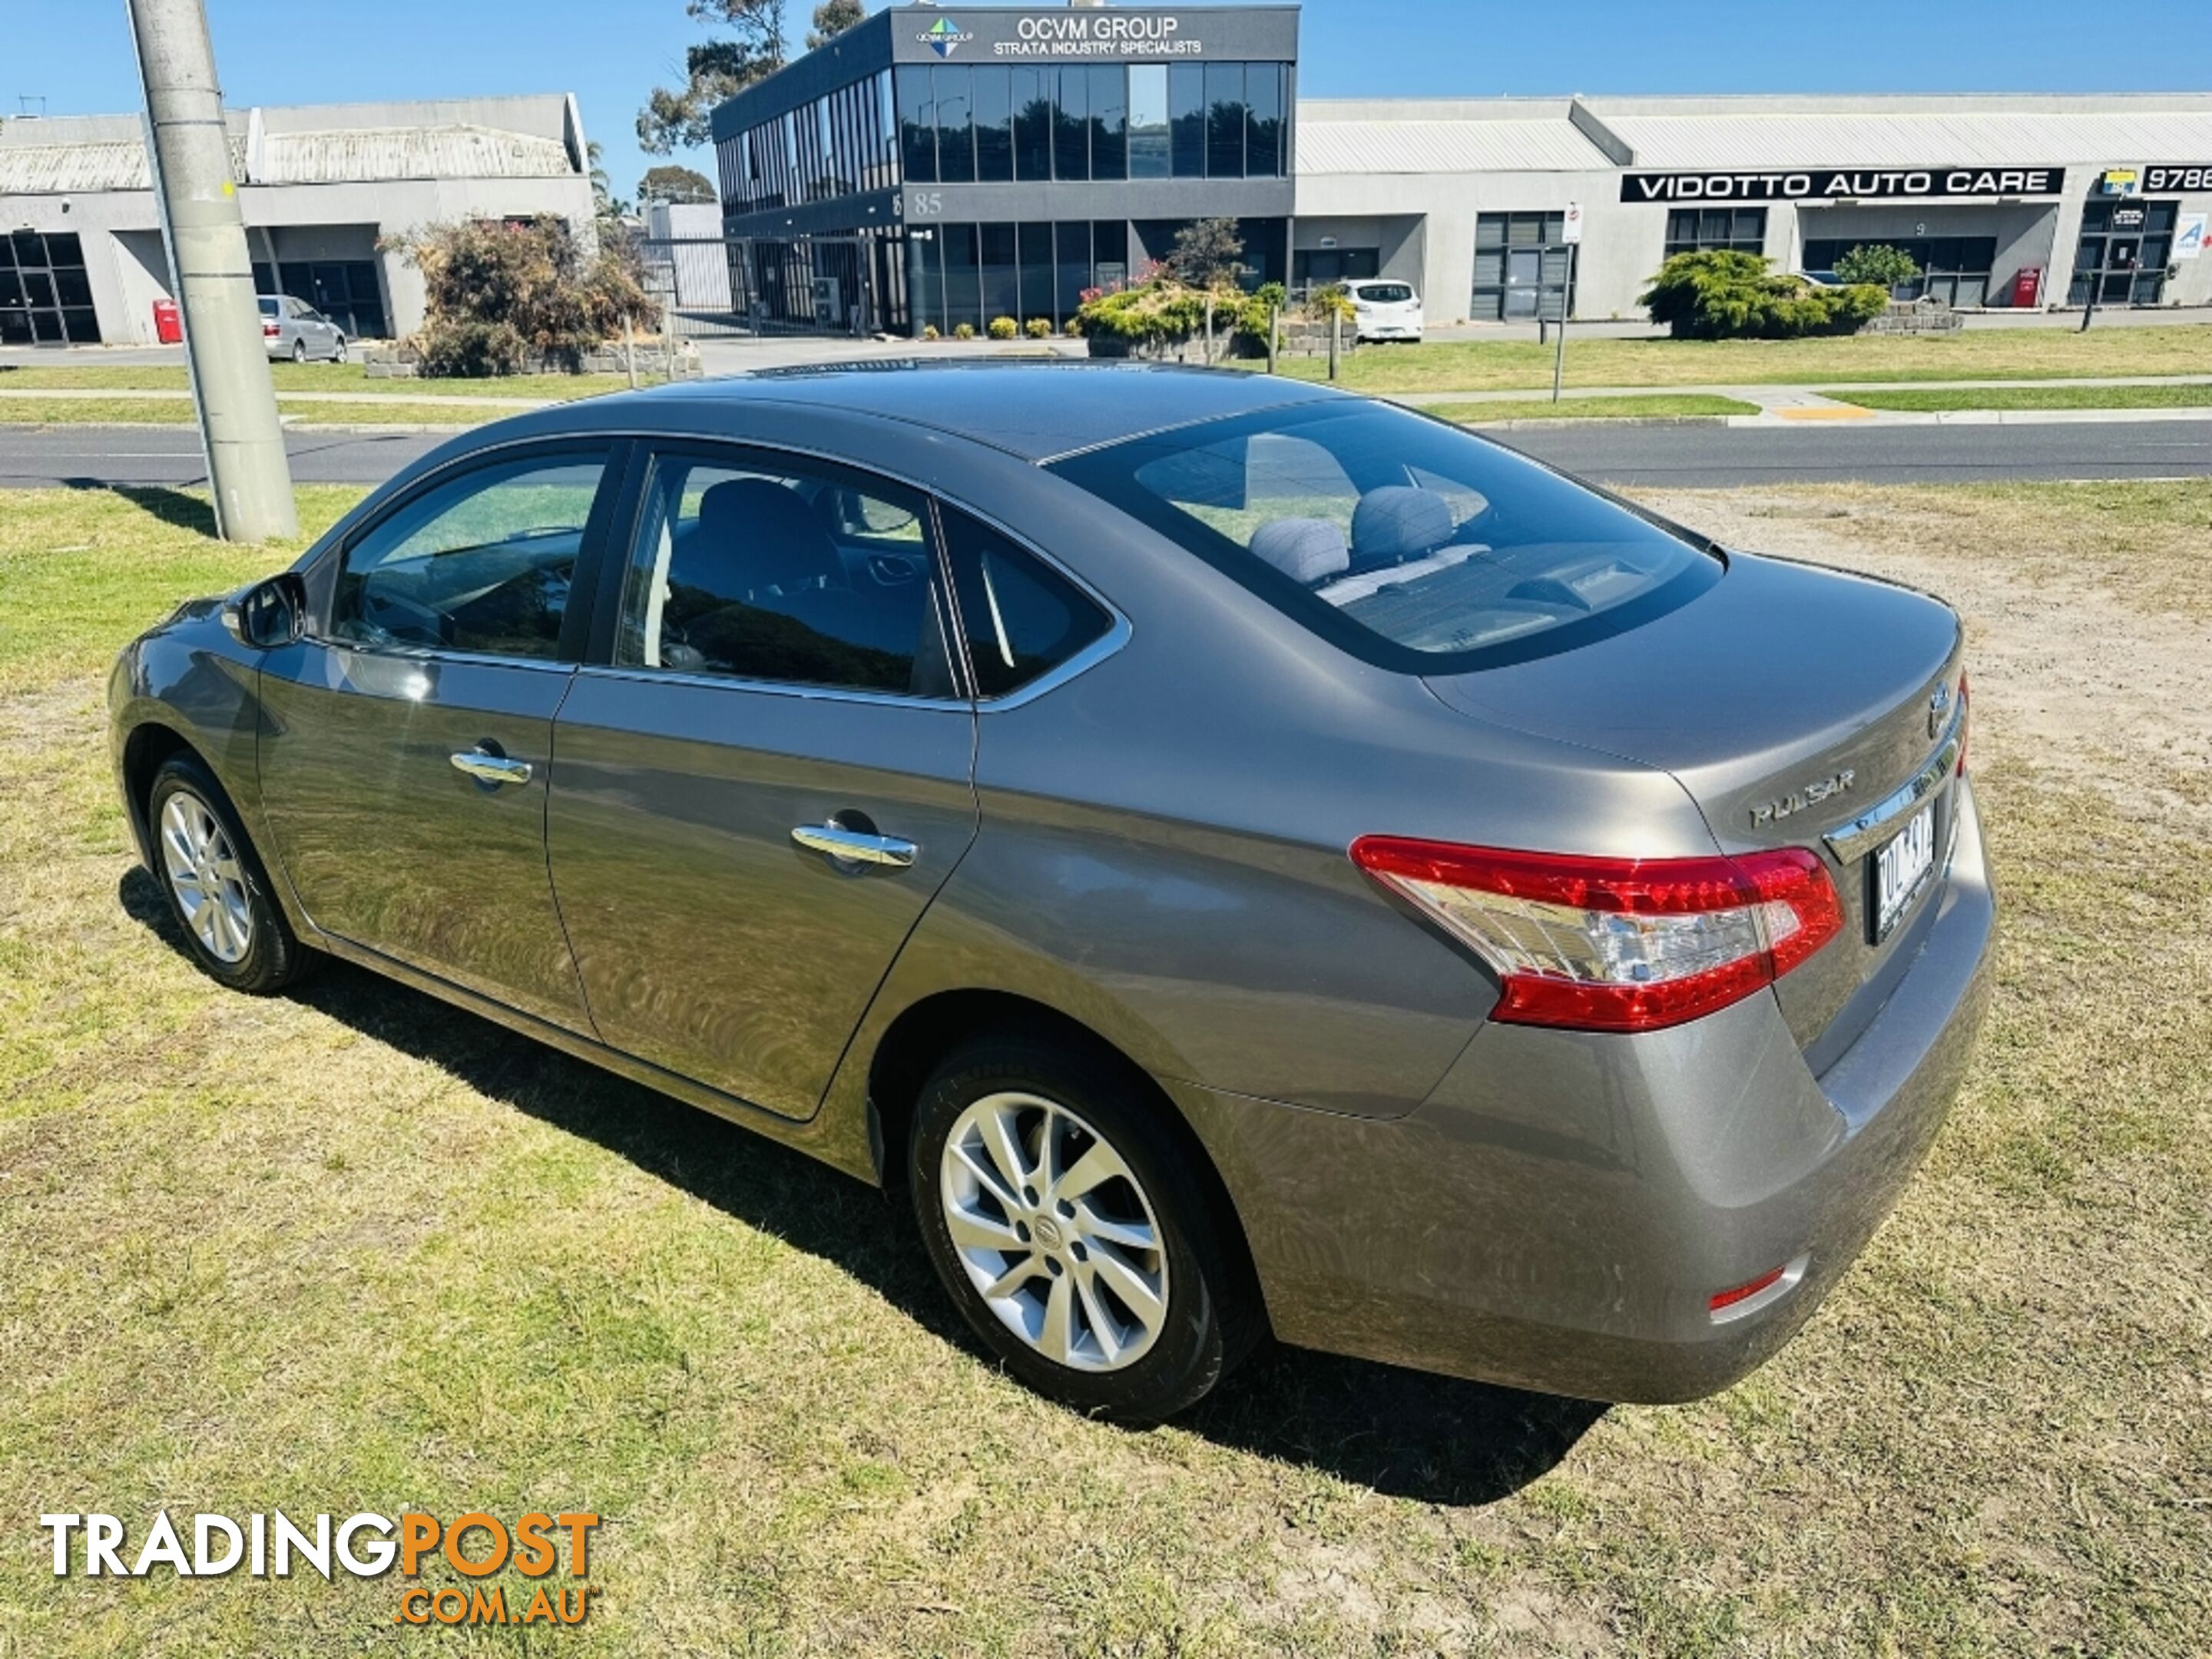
{"left": 612, "top": 360, "right": 1346, "bottom": 463}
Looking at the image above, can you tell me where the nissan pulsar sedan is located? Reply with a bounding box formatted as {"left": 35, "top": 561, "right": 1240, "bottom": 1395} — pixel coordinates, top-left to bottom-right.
{"left": 111, "top": 363, "right": 1993, "bottom": 1423}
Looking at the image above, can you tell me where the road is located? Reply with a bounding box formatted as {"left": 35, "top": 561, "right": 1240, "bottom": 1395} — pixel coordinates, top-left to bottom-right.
{"left": 4, "top": 415, "right": 2210, "bottom": 491}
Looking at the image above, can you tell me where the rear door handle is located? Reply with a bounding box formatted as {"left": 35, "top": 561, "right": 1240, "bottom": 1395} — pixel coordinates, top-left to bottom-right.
{"left": 450, "top": 749, "right": 533, "bottom": 787}
{"left": 791, "top": 823, "right": 917, "bottom": 869}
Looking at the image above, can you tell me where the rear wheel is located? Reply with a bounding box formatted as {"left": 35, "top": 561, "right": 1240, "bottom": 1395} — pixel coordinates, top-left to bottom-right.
{"left": 147, "top": 753, "right": 313, "bottom": 994}
{"left": 909, "top": 1031, "right": 1256, "bottom": 1422}
{"left": 331, "top": 334, "right": 347, "bottom": 363}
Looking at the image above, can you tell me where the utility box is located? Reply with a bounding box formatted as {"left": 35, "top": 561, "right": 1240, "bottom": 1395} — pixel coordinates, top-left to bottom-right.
{"left": 2011, "top": 267, "right": 2043, "bottom": 308}
{"left": 152, "top": 298, "right": 184, "bottom": 344}
{"left": 810, "top": 276, "right": 841, "bottom": 324}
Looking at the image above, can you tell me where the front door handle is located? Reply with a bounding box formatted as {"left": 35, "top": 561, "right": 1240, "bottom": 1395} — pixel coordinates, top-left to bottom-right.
{"left": 791, "top": 822, "right": 918, "bottom": 869}
{"left": 450, "top": 749, "right": 533, "bottom": 787}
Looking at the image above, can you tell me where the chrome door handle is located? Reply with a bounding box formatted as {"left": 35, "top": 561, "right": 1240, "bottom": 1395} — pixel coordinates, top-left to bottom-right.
{"left": 450, "top": 749, "right": 533, "bottom": 786}
{"left": 791, "top": 823, "right": 917, "bottom": 868}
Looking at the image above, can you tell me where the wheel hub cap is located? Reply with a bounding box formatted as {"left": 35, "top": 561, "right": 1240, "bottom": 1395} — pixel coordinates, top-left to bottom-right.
{"left": 158, "top": 790, "right": 253, "bottom": 965}
{"left": 939, "top": 1091, "right": 1169, "bottom": 1373}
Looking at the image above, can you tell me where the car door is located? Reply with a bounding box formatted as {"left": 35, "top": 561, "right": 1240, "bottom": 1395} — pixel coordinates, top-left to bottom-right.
{"left": 546, "top": 442, "right": 979, "bottom": 1119}
{"left": 256, "top": 442, "right": 624, "bottom": 1032}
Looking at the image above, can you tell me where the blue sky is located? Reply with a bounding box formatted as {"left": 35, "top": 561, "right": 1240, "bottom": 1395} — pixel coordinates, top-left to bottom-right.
{"left": 8, "top": 0, "right": 2210, "bottom": 207}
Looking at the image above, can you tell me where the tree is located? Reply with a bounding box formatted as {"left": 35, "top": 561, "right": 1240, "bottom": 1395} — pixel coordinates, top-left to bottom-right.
{"left": 638, "top": 0, "right": 790, "bottom": 155}
{"left": 1640, "top": 250, "right": 1888, "bottom": 340}
{"left": 639, "top": 164, "right": 718, "bottom": 205}
{"left": 806, "top": 0, "right": 865, "bottom": 49}
{"left": 392, "top": 217, "right": 659, "bottom": 377}
{"left": 587, "top": 141, "right": 631, "bottom": 224}
{"left": 1166, "top": 217, "right": 1246, "bottom": 291}
{"left": 1833, "top": 243, "right": 1922, "bottom": 292}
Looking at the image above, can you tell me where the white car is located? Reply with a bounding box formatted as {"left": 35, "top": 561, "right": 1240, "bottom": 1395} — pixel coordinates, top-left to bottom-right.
{"left": 1346, "top": 280, "right": 1424, "bottom": 343}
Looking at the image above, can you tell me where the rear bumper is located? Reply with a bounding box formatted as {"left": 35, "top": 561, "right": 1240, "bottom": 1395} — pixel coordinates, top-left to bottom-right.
{"left": 1177, "top": 776, "right": 1996, "bottom": 1402}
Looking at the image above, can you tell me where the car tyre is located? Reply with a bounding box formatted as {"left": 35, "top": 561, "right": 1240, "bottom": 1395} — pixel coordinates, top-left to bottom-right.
{"left": 909, "top": 1029, "right": 1258, "bottom": 1423}
{"left": 291, "top": 339, "right": 308, "bottom": 363}
{"left": 331, "top": 335, "right": 347, "bottom": 363}
{"left": 147, "top": 753, "right": 314, "bottom": 995}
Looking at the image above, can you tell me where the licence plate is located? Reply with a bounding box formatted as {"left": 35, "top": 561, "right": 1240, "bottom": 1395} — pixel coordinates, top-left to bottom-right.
{"left": 1871, "top": 803, "right": 1938, "bottom": 941}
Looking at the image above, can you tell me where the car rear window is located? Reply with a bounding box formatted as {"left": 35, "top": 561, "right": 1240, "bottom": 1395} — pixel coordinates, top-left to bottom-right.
{"left": 1354, "top": 283, "right": 1415, "bottom": 303}
{"left": 257, "top": 297, "right": 280, "bottom": 317}
{"left": 1048, "top": 399, "right": 1720, "bottom": 673}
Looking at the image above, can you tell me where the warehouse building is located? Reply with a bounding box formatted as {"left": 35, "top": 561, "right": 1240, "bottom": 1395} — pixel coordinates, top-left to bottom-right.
{"left": 707, "top": 3, "right": 2212, "bottom": 333}
{"left": 0, "top": 94, "right": 594, "bottom": 346}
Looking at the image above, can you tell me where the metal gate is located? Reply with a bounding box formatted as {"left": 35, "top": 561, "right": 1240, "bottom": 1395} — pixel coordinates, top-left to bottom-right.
{"left": 636, "top": 233, "right": 907, "bottom": 340}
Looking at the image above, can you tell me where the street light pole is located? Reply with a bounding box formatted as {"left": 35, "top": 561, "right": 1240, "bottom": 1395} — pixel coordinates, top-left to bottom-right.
{"left": 124, "top": 0, "right": 295, "bottom": 541}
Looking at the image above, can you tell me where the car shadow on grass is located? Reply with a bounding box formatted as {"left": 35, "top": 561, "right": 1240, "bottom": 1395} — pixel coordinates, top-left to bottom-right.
{"left": 123, "top": 866, "right": 1604, "bottom": 1505}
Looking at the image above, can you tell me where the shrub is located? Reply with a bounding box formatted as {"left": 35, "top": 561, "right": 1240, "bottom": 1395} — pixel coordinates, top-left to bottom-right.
{"left": 1833, "top": 243, "right": 1922, "bottom": 290}
{"left": 952, "top": 321, "right": 976, "bottom": 341}
{"left": 921, "top": 323, "right": 940, "bottom": 340}
{"left": 391, "top": 216, "right": 657, "bottom": 377}
{"left": 1063, "top": 317, "right": 1083, "bottom": 338}
{"left": 1025, "top": 317, "right": 1055, "bottom": 339}
{"left": 1640, "top": 250, "right": 1888, "bottom": 340}
{"left": 988, "top": 315, "right": 1019, "bottom": 340}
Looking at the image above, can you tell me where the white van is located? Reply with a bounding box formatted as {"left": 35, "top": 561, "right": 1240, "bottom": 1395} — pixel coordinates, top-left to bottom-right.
{"left": 1345, "top": 280, "right": 1424, "bottom": 343}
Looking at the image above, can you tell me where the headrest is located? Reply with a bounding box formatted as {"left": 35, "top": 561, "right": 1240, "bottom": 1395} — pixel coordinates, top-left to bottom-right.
{"left": 1351, "top": 486, "right": 1456, "bottom": 568}
{"left": 694, "top": 478, "right": 841, "bottom": 595}
{"left": 1248, "top": 517, "right": 1351, "bottom": 587}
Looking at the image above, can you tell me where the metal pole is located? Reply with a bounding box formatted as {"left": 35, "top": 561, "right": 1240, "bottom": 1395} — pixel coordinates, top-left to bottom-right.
{"left": 124, "top": 0, "right": 295, "bottom": 542}
{"left": 2078, "top": 257, "right": 2099, "bottom": 332}
{"left": 1267, "top": 301, "right": 1279, "bottom": 375}
{"left": 1551, "top": 243, "right": 1575, "bottom": 402}
{"left": 1328, "top": 304, "right": 1340, "bottom": 382}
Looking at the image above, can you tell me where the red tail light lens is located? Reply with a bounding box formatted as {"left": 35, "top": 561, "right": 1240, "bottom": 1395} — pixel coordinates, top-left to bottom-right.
{"left": 263, "top": 322, "right": 280, "bottom": 337}
{"left": 1349, "top": 838, "right": 1845, "bottom": 1034}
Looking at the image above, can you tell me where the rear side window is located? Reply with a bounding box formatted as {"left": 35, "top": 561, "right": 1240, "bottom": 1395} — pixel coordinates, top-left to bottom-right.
{"left": 939, "top": 505, "right": 1113, "bottom": 698}
{"left": 1048, "top": 401, "right": 1718, "bottom": 673}
{"left": 257, "top": 297, "right": 280, "bottom": 317}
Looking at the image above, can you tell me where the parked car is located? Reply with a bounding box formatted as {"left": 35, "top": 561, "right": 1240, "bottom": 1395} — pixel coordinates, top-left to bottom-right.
{"left": 110, "top": 364, "right": 1992, "bottom": 1423}
{"left": 259, "top": 294, "right": 346, "bottom": 363}
{"left": 1345, "top": 279, "right": 1424, "bottom": 342}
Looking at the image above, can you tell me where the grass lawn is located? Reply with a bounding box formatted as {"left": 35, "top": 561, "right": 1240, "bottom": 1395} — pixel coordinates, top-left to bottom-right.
{"left": 1275, "top": 325, "right": 2212, "bottom": 394}
{"left": 0, "top": 397, "right": 499, "bottom": 429}
{"left": 1824, "top": 382, "right": 2212, "bottom": 412}
{"left": 1414, "top": 394, "right": 1757, "bottom": 422}
{"left": 0, "top": 362, "right": 630, "bottom": 399}
{"left": 2, "top": 481, "right": 2207, "bottom": 1653}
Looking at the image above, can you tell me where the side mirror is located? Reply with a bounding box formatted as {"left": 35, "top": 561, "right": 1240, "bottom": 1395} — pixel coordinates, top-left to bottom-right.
{"left": 220, "top": 573, "right": 308, "bottom": 649}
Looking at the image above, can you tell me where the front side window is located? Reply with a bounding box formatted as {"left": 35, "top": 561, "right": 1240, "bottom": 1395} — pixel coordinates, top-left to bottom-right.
{"left": 328, "top": 452, "right": 608, "bottom": 658}
{"left": 939, "top": 506, "right": 1113, "bottom": 698}
{"left": 1050, "top": 402, "right": 1719, "bottom": 673}
{"left": 614, "top": 449, "right": 955, "bottom": 699}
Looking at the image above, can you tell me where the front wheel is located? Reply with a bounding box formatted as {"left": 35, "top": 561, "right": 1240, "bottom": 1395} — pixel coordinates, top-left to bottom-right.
{"left": 291, "top": 339, "right": 308, "bottom": 363}
{"left": 147, "top": 753, "right": 313, "bottom": 994}
{"left": 331, "top": 335, "right": 347, "bottom": 363}
{"left": 909, "top": 1031, "right": 1257, "bottom": 1423}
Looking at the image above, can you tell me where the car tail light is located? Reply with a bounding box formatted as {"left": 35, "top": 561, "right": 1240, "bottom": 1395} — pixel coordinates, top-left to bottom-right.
{"left": 263, "top": 321, "right": 280, "bottom": 338}
{"left": 1348, "top": 837, "right": 1845, "bottom": 1033}
{"left": 1709, "top": 1264, "right": 1789, "bottom": 1313}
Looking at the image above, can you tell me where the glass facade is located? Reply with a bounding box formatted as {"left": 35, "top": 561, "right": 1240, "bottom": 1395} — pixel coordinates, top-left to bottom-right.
{"left": 1472, "top": 212, "right": 1575, "bottom": 322}
{"left": 2069, "top": 200, "right": 2176, "bottom": 307}
{"left": 0, "top": 231, "right": 98, "bottom": 345}
{"left": 720, "top": 69, "right": 899, "bottom": 214}
{"left": 889, "top": 61, "right": 1290, "bottom": 186}
{"left": 250, "top": 259, "right": 389, "bottom": 339}
{"left": 1802, "top": 237, "right": 1998, "bottom": 308}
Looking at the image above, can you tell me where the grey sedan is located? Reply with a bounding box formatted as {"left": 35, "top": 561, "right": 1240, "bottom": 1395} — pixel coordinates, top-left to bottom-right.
{"left": 108, "top": 364, "right": 1993, "bottom": 1422}
{"left": 260, "top": 293, "right": 347, "bottom": 363}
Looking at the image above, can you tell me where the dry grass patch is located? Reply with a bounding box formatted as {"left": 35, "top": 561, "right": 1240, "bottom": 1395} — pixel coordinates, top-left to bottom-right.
{"left": 0, "top": 482, "right": 2207, "bottom": 1654}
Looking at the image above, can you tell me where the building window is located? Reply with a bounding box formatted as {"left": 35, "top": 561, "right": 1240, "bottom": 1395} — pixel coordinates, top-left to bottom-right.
{"left": 1128, "top": 65, "right": 1170, "bottom": 179}
{"left": 972, "top": 66, "right": 1013, "bottom": 183}
{"left": 1293, "top": 246, "right": 1379, "bottom": 285}
{"left": 1012, "top": 66, "right": 1051, "bottom": 181}
{"left": 1247, "top": 63, "right": 1284, "bottom": 177}
{"left": 1472, "top": 213, "right": 1575, "bottom": 322}
{"left": 1053, "top": 67, "right": 1091, "bottom": 182}
{"left": 2068, "top": 200, "right": 2176, "bottom": 307}
{"left": 895, "top": 65, "right": 935, "bottom": 185}
{"left": 0, "top": 230, "right": 99, "bottom": 345}
{"left": 1204, "top": 61, "right": 1247, "bottom": 179}
{"left": 1802, "top": 236, "right": 1999, "bottom": 308}
{"left": 1170, "top": 64, "right": 1206, "bottom": 177}
{"left": 1663, "top": 208, "right": 1767, "bottom": 259}
{"left": 935, "top": 65, "right": 975, "bottom": 184}
{"left": 250, "top": 259, "right": 388, "bottom": 340}
{"left": 1088, "top": 63, "right": 1128, "bottom": 181}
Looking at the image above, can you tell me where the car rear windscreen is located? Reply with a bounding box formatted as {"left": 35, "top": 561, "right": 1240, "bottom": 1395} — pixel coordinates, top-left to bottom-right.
{"left": 1355, "top": 283, "right": 1416, "bottom": 303}
{"left": 1048, "top": 399, "right": 1720, "bottom": 672}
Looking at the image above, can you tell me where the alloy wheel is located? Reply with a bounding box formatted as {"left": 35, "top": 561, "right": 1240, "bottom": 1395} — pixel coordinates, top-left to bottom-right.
{"left": 939, "top": 1091, "right": 1170, "bottom": 1373}
{"left": 158, "top": 790, "right": 253, "bottom": 964}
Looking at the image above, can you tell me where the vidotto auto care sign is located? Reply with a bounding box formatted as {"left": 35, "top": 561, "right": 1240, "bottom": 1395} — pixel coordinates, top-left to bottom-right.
{"left": 1620, "top": 167, "right": 2067, "bottom": 203}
